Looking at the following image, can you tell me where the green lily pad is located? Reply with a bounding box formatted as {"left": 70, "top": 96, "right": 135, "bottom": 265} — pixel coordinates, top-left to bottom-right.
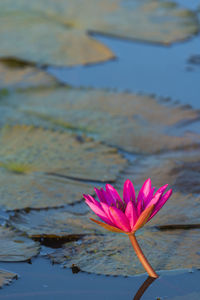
{"left": 0, "top": 59, "right": 58, "bottom": 89}
{"left": 0, "top": 226, "right": 40, "bottom": 262}
{"left": 0, "top": 125, "right": 126, "bottom": 180}
{"left": 9, "top": 207, "right": 104, "bottom": 238}
{"left": 49, "top": 229, "right": 200, "bottom": 276}
{"left": 0, "top": 125, "right": 125, "bottom": 210}
{"left": 0, "top": 269, "right": 18, "bottom": 288}
{"left": 0, "top": 0, "right": 198, "bottom": 66}
{"left": 7, "top": 87, "right": 200, "bottom": 154}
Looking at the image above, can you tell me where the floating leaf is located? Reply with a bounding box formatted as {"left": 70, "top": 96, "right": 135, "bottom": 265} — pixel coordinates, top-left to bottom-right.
{"left": 117, "top": 149, "right": 200, "bottom": 193}
{"left": 0, "top": 269, "right": 18, "bottom": 288}
{"left": 0, "top": 125, "right": 125, "bottom": 210}
{"left": 148, "top": 192, "right": 200, "bottom": 227}
{"left": 0, "top": 125, "right": 125, "bottom": 180}
{"left": 0, "top": 226, "right": 40, "bottom": 262}
{"left": 0, "top": 11, "right": 113, "bottom": 66}
{"left": 0, "top": 172, "right": 93, "bottom": 210}
{"left": 9, "top": 207, "right": 104, "bottom": 238}
{"left": 0, "top": 60, "right": 58, "bottom": 89}
{"left": 49, "top": 229, "right": 200, "bottom": 276}
{"left": 0, "top": 0, "right": 198, "bottom": 66}
{"left": 7, "top": 87, "right": 200, "bottom": 154}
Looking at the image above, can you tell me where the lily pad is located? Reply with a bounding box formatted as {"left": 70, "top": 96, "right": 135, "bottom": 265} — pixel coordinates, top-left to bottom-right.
{"left": 0, "top": 11, "right": 113, "bottom": 66}
{"left": 0, "top": 125, "right": 125, "bottom": 180}
{"left": 0, "top": 269, "right": 18, "bottom": 288}
{"left": 147, "top": 192, "right": 200, "bottom": 227}
{"left": 0, "top": 0, "right": 198, "bottom": 66}
{"left": 9, "top": 207, "right": 104, "bottom": 238}
{"left": 0, "top": 226, "right": 40, "bottom": 262}
{"left": 49, "top": 229, "right": 200, "bottom": 276}
{"left": 0, "top": 125, "right": 125, "bottom": 210}
{"left": 0, "top": 59, "right": 58, "bottom": 89}
{"left": 117, "top": 149, "right": 200, "bottom": 193}
{"left": 7, "top": 87, "right": 200, "bottom": 154}
{"left": 0, "top": 172, "right": 94, "bottom": 210}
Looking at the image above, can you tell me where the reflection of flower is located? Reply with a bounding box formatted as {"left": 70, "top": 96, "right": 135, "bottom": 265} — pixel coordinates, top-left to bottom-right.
{"left": 84, "top": 178, "right": 172, "bottom": 278}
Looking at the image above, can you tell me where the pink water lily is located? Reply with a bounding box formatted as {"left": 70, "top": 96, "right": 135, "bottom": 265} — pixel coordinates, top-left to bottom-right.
{"left": 84, "top": 178, "right": 172, "bottom": 278}
{"left": 84, "top": 178, "right": 172, "bottom": 234}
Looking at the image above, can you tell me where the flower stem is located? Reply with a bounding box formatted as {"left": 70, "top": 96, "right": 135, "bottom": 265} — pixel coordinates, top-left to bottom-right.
{"left": 128, "top": 234, "right": 158, "bottom": 278}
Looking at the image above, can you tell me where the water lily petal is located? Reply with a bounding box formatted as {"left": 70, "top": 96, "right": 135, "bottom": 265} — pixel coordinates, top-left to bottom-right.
{"left": 109, "top": 206, "right": 131, "bottom": 232}
{"left": 90, "top": 218, "right": 124, "bottom": 233}
{"left": 144, "top": 184, "right": 168, "bottom": 208}
{"left": 145, "top": 191, "right": 162, "bottom": 210}
{"left": 100, "top": 202, "right": 115, "bottom": 225}
{"left": 143, "top": 187, "right": 155, "bottom": 207}
{"left": 133, "top": 204, "right": 154, "bottom": 231}
{"left": 137, "top": 178, "right": 151, "bottom": 201}
{"left": 101, "top": 188, "right": 115, "bottom": 206}
{"left": 85, "top": 199, "right": 113, "bottom": 225}
{"left": 137, "top": 198, "right": 143, "bottom": 215}
{"left": 148, "top": 189, "right": 172, "bottom": 221}
{"left": 106, "top": 184, "right": 123, "bottom": 205}
{"left": 137, "top": 178, "right": 151, "bottom": 213}
{"left": 94, "top": 188, "right": 106, "bottom": 203}
{"left": 125, "top": 201, "right": 138, "bottom": 230}
{"left": 83, "top": 194, "right": 96, "bottom": 204}
{"left": 123, "top": 179, "right": 136, "bottom": 205}
{"left": 156, "top": 184, "right": 168, "bottom": 195}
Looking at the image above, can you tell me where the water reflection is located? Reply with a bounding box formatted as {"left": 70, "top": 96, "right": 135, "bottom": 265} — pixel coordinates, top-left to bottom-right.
{"left": 133, "top": 276, "right": 156, "bottom": 300}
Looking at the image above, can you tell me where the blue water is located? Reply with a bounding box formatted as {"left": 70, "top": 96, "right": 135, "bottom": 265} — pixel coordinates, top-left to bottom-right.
{"left": 48, "top": 33, "right": 200, "bottom": 109}
{"left": 0, "top": 258, "right": 200, "bottom": 299}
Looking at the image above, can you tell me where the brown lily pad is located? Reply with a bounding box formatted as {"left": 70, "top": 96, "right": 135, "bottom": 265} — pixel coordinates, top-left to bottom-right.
{"left": 0, "top": 226, "right": 40, "bottom": 262}
{"left": 7, "top": 87, "right": 200, "bottom": 154}
{"left": 0, "top": 59, "right": 58, "bottom": 89}
{"left": 49, "top": 229, "right": 200, "bottom": 276}
{"left": 9, "top": 206, "right": 104, "bottom": 238}
{"left": 0, "top": 0, "right": 198, "bottom": 66}
{"left": 0, "top": 269, "right": 18, "bottom": 288}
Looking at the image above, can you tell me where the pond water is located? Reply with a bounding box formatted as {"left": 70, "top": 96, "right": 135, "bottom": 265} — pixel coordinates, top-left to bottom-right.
{"left": 0, "top": 258, "right": 200, "bottom": 300}
{"left": 48, "top": 32, "right": 200, "bottom": 109}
